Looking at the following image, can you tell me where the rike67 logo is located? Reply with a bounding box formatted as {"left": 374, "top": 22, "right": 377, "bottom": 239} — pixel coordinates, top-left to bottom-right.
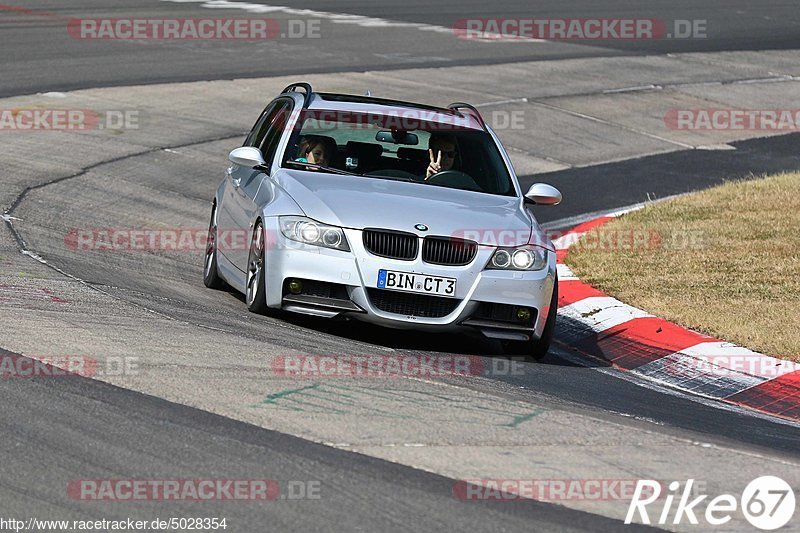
{"left": 626, "top": 477, "right": 796, "bottom": 530}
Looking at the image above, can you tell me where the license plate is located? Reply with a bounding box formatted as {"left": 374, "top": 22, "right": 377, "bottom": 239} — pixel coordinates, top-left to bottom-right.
{"left": 377, "top": 269, "right": 456, "bottom": 297}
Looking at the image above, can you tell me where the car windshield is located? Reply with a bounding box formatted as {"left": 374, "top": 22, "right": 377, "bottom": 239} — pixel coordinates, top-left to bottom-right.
{"left": 281, "top": 109, "right": 517, "bottom": 196}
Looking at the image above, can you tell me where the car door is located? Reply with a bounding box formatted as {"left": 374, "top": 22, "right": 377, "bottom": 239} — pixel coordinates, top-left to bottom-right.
{"left": 219, "top": 99, "right": 293, "bottom": 271}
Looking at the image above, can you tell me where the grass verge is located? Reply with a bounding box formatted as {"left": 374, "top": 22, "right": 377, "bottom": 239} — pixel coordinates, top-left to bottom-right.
{"left": 565, "top": 172, "right": 800, "bottom": 362}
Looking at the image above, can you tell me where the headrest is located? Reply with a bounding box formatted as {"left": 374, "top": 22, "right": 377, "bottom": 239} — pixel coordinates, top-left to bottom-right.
{"left": 397, "top": 147, "right": 428, "bottom": 162}
{"left": 345, "top": 141, "right": 382, "bottom": 159}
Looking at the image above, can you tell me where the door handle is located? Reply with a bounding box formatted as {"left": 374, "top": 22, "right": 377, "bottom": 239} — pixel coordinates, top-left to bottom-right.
{"left": 231, "top": 177, "right": 241, "bottom": 188}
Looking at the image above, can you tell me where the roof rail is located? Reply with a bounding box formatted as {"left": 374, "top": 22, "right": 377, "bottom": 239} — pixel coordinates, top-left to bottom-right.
{"left": 447, "top": 102, "right": 486, "bottom": 130}
{"left": 281, "top": 82, "right": 313, "bottom": 108}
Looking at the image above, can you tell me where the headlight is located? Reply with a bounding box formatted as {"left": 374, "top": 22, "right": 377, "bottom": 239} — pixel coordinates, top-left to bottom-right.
{"left": 321, "top": 229, "right": 342, "bottom": 247}
{"left": 299, "top": 222, "right": 320, "bottom": 242}
{"left": 491, "top": 249, "right": 511, "bottom": 268}
{"left": 512, "top": 249, "right": 533, "bottom": 269}
{"left": 487, "top": 245, "right": 547, "bottom": 271}
{"left": 280, "top": 216, "right": 350, "bottom": 251}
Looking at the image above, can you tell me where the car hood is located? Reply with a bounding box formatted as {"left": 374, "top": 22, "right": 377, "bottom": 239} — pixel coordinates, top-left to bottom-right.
{"left": 275, "top": 170, "right": 543, "bottom": 247}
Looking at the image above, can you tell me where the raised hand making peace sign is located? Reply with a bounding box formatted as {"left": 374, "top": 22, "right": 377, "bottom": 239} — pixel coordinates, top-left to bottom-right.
{"left": 425, "top": 135, "right": 458, "bottom": 180}
{"left": 426, "top": 149, "right": 442, "bottom": 179}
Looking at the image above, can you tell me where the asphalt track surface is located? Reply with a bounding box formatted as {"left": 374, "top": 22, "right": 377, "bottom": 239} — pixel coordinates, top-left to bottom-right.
{"left": 1, "top": 0, "right": 800, "bottom": 96}
{"left": 2, "top": 1, "right": 800, "bottom": 532}
{"left": 1, "top": 347, "right": 656, "bottom": 533}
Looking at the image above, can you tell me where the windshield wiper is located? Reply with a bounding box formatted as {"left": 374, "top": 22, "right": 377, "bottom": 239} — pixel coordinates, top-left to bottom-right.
{"left": 284, "top": 160, "right": 359, "bottom": 176}
{"left": 361, "top": 174, "right": 415, "bottom": 182}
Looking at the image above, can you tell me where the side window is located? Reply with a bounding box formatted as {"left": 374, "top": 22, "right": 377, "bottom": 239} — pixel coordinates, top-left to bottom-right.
{"left": 243, "top": 102, "right": 278, "bottom": 148}
{"left": 259, "top": 102, "right": 292, "bottom": 167}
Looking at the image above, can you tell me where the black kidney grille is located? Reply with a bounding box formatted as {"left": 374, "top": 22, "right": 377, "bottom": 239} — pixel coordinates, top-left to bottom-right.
{"left": 363, "top": 229, "right": 418, "bottom": 260}
{"left": 422, "top": 237, "right": 478, "bottom": 266}
{"left": 367, "top": 288, "right": 459, "bottom": 318}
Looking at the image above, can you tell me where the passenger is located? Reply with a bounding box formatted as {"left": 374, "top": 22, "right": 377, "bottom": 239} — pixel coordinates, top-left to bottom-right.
{"left": 295, "top": 135, "right": 336, "bottom": 168}
{"left": 425, "top": 134, "right": 459, "bottom": 180}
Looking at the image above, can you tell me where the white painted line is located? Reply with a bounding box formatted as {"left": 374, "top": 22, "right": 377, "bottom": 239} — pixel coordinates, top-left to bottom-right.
{"left": 556, "top": 263, "right": 578, "bottom": 281}
{"left": 604, "top": 205, "right": 644, "bottom": 218}
{"left": 542, "top": 197, "right": 686, "bottom": 233}
{"left": 552, "top": 232, "right": 584, "bottom": 251}
{"left": 21, "top": 250, "right": 47, "bottom": 263}
{"left": 463, "top": 34, "right": 545, "bottom": 43}
{"left": 695, "top": 144, "right": 737, "bottom": 151}
{"left": 602, "top": 84, "right": 661, "bottom": 94}
{"left": 733, "top": 75, "right": 800, "bottom": 84}
{"left": 558, "top": 296, "right": 653, "bottom": 334}
{"left": 474, "top": 97, "right": 529, "bottom": 107}
{"left": 530, "top": 100, "right": 696, "bottom": 150}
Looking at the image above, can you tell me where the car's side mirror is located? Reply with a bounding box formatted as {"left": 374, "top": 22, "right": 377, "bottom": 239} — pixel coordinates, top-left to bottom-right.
{"left": 524, "top": 183, "right": 562, "bottom": 205}
{"left": 229, "top": 147, "right": 266, "bottom": 168}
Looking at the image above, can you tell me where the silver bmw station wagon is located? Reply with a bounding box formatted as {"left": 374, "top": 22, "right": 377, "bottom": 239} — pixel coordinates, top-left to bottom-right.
{"left": 205, "top": 83, "right": 562, "bottom": 360}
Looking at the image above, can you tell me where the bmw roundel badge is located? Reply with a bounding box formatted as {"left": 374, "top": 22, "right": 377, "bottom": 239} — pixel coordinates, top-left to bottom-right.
{"left": 414, "top": 224, "right": 428, "bottom": 231}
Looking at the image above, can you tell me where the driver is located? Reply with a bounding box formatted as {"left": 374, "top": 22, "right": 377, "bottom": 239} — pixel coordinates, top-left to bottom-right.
{"left": 425, "top": 134, "right": 458, "bottom": 180}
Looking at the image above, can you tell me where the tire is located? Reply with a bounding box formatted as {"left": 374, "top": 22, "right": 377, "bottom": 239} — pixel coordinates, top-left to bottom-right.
{"left": 203, "top": 203, "right": 226, "bottom": 290}
{"left": 503, "top": 278, "right": 558, "bottom": 361}
{"left": 245, "top": 220, "right": 268, "bottom": 314}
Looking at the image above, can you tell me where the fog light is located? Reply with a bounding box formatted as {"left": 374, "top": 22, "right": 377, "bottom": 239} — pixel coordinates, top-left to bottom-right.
{"left": 288, "top": 279, "right": 303, "bottom": 294}
{"left": 516, "top": 307, "right": 532, "bottom": 322}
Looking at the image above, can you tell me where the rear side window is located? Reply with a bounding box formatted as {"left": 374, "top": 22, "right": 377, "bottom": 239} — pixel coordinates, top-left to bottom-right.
{"left": 259, "top": 102, "right": 292, "bottom": 166}
{"left": 243, "top": 98, "right": 294, "bottom": 167}
{"left": 244, "top": 102, "right": 278, "bottom": 148}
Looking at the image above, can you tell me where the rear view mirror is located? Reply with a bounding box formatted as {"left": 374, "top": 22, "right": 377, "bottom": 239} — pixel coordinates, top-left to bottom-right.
{"left": 376, "top": 130, "right": 419, "bottom": 145}
{"left": 524, "top": 183, "right": 562, "bottom": 205}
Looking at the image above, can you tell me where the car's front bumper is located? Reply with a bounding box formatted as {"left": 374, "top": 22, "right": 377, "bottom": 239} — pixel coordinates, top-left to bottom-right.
{"left": 261, "top": 218, "right": 557, "bottom": 340}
